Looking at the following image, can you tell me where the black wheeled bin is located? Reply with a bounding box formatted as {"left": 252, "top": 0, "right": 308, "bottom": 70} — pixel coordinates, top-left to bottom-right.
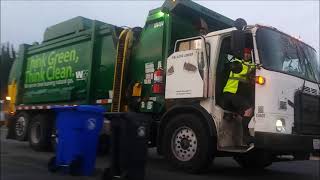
{"left": 102, "top": 112, "right": 150, "bottom": 180}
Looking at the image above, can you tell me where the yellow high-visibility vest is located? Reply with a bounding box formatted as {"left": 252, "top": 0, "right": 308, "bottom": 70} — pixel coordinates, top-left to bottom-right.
{"left": 223, "top": 59, "right": 254, "bottom": 94}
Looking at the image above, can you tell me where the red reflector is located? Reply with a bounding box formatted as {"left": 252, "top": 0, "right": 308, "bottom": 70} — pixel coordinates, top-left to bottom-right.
{"left": 101, "top": 99, "right": 108, "bottom": 104}
{"left": 152, "top": 83, "right": 164, "bottom": 94}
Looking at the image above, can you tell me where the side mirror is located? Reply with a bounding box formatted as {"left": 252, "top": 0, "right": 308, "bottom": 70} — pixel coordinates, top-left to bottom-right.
{"left": 231, "top": 30, "right": 245, "bottom": 59}
{"left": 231, "top": 18, "right": 247, "bottom": 59}
{"left": 234, "top": 18, "right": 247, "bottom": 31}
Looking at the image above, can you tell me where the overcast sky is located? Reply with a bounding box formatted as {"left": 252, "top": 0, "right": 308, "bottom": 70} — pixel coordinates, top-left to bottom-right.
{"left": 1, "top": 1, "right": 319, "bottom": 53}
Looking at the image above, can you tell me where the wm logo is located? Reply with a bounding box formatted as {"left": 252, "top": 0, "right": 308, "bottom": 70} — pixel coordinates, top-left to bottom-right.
{"left": 75, "top": 70, "right": 88, "bottom": 80}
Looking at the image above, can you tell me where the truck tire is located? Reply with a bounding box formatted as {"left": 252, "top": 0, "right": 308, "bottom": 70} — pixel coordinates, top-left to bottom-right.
{"left": 234, "top": 150, "right": 272, "bottom": 169}
{"left": 28, "top": 114, "right": 53, "bottom": 151}
{"left": 163, "top": 114, "right": 214, "bottom": 173}
{"left": 15, "top": 112, "right": 30, "bottom": 141}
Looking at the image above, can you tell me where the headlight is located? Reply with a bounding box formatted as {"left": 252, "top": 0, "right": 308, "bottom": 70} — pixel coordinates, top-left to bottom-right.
{"left": 276, "top": 119, "right": 285, "bottom": 132}
{"left": 6, "top": 96, "right": 11, "bottom": 101}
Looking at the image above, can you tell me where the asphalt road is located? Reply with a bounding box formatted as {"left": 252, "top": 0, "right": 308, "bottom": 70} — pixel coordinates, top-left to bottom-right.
{"left": 1, "top": 127, "right": 319, "bottom": 180}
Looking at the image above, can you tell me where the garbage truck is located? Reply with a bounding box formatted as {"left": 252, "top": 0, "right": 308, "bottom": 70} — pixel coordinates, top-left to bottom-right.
{"left": 5, "top": 0, "right": 320, "bottom": 172}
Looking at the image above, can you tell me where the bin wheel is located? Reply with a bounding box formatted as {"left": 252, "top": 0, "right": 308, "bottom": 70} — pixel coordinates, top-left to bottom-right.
{"left": 48, "top": 156, "right": 58, "bottom": 173}
{"left": 293, "top": 151, "right": 310, "bottom": 160}
{"left": 70, "top": 158, "right": 82, "bottom": 176}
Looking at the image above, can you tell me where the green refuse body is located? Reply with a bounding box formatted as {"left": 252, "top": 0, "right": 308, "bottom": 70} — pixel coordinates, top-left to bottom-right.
{"left": 10, "top": 17, "right": 121, "bottom": 110}
{"left": 8, "top": 0, "right": 234, "bottom": 113}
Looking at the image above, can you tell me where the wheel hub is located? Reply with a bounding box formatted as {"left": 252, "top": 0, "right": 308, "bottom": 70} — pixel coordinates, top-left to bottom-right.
{"left": 171, "top": 126, "right": 197, "bottom": 162}
{"left": 180, "top": 138, "right": 190, "bottom": 150}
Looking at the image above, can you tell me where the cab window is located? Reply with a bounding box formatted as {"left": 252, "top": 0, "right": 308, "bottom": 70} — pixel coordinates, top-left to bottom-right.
{"left": 176, "top": 39, "right": 202, "bottom": 52}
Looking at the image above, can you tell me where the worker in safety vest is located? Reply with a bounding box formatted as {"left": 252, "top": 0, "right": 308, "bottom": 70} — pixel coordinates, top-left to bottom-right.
{"left": 223, "top": 47, "right": 255, "bottom": 144}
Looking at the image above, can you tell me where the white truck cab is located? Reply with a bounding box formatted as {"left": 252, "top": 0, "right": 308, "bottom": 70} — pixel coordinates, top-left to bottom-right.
{"left": 162, "top": 22, "right": 320, "bottom": 171}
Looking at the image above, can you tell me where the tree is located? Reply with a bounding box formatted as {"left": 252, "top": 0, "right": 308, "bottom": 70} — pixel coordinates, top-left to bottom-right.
{"left": 0, "top": 42, "right": 16, "bottom": 100}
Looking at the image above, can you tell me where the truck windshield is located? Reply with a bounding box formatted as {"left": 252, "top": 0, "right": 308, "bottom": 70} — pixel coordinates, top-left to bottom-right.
{"left": 256, "top": 27, "right": 319, "bottom": 83}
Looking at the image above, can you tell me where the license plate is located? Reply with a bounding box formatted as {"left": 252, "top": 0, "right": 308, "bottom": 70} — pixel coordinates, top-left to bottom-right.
{"left": 313, "top": 139, "right": 320, "bottom": 150}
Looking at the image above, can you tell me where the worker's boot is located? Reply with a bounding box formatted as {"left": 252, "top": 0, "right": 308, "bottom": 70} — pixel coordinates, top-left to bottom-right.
{"left": 242, "top": 117, "right": 253, "bottom": 145}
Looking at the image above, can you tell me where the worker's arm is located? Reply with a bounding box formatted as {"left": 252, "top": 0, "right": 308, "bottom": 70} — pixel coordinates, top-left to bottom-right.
{"left": 229, "top": 61, "right": 243, "bottom": 73}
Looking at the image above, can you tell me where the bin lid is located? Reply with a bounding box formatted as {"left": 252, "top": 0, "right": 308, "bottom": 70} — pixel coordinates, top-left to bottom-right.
{"left": 76, "top": 105, "right": 105, "bottom": 113}
{"left": 52, "top": 105, "right": 105, "bottom": 114}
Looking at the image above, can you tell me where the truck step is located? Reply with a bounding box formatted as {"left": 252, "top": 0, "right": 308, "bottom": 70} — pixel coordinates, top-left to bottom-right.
{"left": 219, "top": 144, "right": 254, "bottom": 153}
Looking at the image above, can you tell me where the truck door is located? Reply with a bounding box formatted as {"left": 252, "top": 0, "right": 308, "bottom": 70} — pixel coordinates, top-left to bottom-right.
{"left": 165, "top": 37, "right": 209, "bottom": 99}
{"left": 215, "top": 33, "right": 255, "bottom": 111}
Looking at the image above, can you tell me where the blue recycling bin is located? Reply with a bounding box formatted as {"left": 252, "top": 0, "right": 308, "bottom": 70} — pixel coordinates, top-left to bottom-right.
{"left": 49, "top": 105, "right": 104, "bottom": 176}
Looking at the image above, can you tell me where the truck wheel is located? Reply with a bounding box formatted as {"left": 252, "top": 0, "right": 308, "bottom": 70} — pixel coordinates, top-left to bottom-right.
{"left": 234, "top": 150, "right": 272, "bottom": 169}
{"left": 163, "top": 114, "right": 214, "bottom": 173}
{"left": 15, "top": 112, "right": 30, "bottom": 141}
{"left": 28, "top": 114, "right": 52, "bottom": 151}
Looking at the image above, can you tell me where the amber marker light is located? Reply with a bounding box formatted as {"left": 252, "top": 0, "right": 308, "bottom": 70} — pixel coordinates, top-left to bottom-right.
{"left": 256, "top": 76, "right": 266, "bottom": 85}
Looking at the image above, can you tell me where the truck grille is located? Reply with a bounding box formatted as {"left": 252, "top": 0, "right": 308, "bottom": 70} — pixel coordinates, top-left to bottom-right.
{"left": 293, "top": 90, "right": 320, "bottom": 135}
